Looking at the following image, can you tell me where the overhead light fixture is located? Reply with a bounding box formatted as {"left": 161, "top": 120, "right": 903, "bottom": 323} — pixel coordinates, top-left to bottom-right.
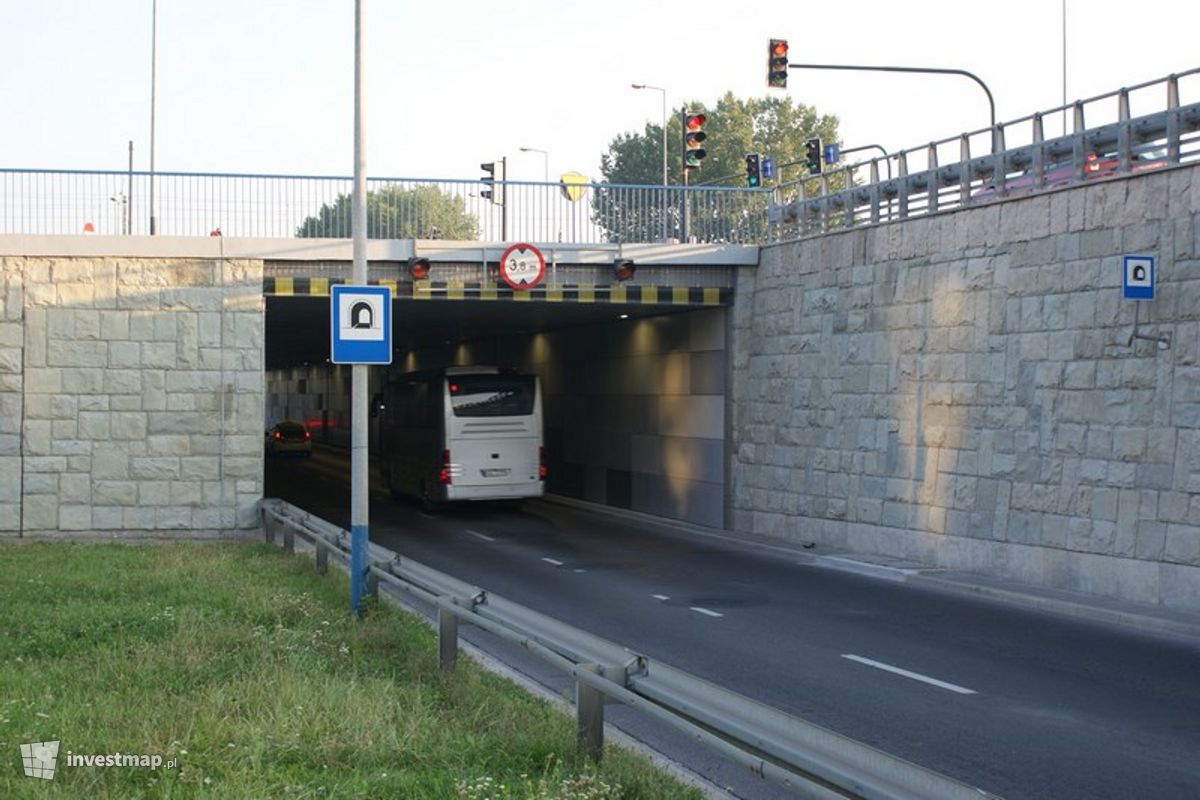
{"left": 408, "top": 256, "right": 431, "bottom": 280}
{"left": 619, "top": 313, "right": 629, "bottom": 319}
{"left": 613, "top": 258, "right": 636, "bottom": 282}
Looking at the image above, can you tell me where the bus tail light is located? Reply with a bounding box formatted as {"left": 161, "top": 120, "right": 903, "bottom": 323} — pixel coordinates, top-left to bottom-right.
{"left": 439, "top": 449, "right": 452, "bottom": 484}
{"left": 538, "top": 446, "right": 547, "bottom": 480}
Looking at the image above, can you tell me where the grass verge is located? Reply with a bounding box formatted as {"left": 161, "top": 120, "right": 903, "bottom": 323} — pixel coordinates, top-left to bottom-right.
{"left": 0, "top": 541, "right": 703, "bottom": 799}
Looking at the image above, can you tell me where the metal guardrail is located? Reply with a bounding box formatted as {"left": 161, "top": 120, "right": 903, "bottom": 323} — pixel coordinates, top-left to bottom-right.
{"left": 6, "top": 70, "right": 1195, "bottom": 249}
{"left": 0, "top": 168, "right": 767, "bottom": 245}
{"left": 261, "top": 498, "right": 997, "bottom": 800}
{"left": 769, "top": 69, "right": 1200, "bottom": 240}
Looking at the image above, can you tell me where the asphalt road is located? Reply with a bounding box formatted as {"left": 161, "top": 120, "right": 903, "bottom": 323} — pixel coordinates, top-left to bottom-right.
{"left": 266, "top": 448, "right": 1200, "bottom": 800}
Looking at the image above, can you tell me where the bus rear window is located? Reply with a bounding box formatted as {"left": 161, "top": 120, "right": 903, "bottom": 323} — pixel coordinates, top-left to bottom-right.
{"left": 448, "top": 375, "right": 535, "bottom": 417}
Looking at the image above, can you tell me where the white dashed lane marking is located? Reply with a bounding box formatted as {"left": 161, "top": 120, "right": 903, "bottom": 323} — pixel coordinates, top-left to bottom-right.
{"left": 465, "top": 529, "right": 495, "bottom": 542}
{"left": 841, "top": 654, "right": 977, "bottom": 695}
{"left": 541, "top": 557, "right": 564, "bottom": 567}
{"left": 652, "top": 594, "right": 670, "bottom": 601}
{"left": 690, "top": 606, "right": 724, "bottom": 618}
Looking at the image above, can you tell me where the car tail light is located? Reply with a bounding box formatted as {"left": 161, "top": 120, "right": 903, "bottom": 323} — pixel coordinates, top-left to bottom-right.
{"left": 538, "top": 446, "right": 547, "bottom": 480}
{"left": 274, "top": 431, "right": 281, "bottom": 440}
{"left": 304, "top": 430, "right": 311, "bottom": 439}
{"left": 439, "top": 449, "right": 452, "bottom": 484}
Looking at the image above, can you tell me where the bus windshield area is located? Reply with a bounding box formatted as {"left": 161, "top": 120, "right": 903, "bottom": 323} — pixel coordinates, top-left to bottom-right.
{"left": 448, "top": 375, "right": 536, "bottom": 417}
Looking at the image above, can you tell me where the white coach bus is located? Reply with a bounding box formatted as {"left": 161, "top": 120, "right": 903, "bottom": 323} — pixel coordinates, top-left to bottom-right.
{"left": 377, "top": 366, "right": 545, "bottom": 507}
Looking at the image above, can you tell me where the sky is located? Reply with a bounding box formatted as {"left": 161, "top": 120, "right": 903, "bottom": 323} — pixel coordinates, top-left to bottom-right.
{"left": 3, "top": 0, "right": 1199, "bottom": 183}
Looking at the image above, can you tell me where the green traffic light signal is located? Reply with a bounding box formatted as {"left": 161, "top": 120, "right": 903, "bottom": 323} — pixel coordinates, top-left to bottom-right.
{"left": 745, "top": 153, "right": 761, "bottom": 187}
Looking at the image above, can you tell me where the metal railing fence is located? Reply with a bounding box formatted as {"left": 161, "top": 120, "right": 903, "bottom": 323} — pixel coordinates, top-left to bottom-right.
{"left": 0, "top": 167, "right": 768, "bottom": 245}
{"left": 5, "top": 69, "right": 1199, "bottom": 249}
{"left": 769, "top": 69, "right": 1200, "bottom": 240}
{"left": 261, "top": 498, "right": 997, "bottom": 800}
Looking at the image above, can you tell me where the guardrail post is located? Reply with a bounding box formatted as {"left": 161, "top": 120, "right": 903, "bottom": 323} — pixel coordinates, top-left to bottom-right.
{"left": 438, "top": 608, "right": 459, "bottom": 672}
{"left": 896, "top": 152, "right": 909, "bottom": 218}
{"left": 958, "top": 134, "right": 972, "bottom": 207}
{"left": 993, "top": 124, "right": 1007, "bottom": 198}
{"left": 869, "top": 160, "right": 881, "bottom": 223}
{"left": 316, "top": 542, "right": 328, "bottom": 575}
{"left": 283, "top": 524, "right": 294, "bottom": 554}
{"left": 1167, "top": 74, "right": 1181, "bottom": 162}
{"left": 926, "top": 143, "right": 939, "bottom": 213}
{"left": 576, "top": 663, "right": 605, "bottom": 762}
{"left": 1032, "top": 113, "right": 1046, "bottom": 191}
{"left": 1117, "top": 88, "right": 1132, "bottom": 172}
{"left": 366, "top": 567, "right": 379, "bottom": 600}
{"left": 1072, "top": 101, "right": 1087, "bottom": 183}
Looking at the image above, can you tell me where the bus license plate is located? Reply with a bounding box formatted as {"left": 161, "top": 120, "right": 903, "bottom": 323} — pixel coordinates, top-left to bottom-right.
{"left": 482, "top": 468, "right": 511, "bottom": 478}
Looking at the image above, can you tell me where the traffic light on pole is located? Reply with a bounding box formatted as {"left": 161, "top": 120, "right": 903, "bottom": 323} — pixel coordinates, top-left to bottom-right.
{"left": 804, "top": 138, "right": 822, "bottom": 175}
{"left": 683, "top": 112, "right": 707, "bottom": 170}
{"left": 744, "top": 153, "right": 761, "bottom": 187}
{"left": 480, "top": 158, "right": 506, "bottom": 205}
{"left": 768, "top": 39, "right": 789, "bottom": 89}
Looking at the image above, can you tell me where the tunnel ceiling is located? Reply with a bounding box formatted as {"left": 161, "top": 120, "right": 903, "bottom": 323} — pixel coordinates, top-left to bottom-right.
{"left": 264, "top": 297, "right": 696, "bottom": 370}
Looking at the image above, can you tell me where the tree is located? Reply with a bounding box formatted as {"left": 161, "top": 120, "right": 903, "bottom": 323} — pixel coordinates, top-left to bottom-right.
{"left": 594, "top": 92, "right": 843, "bottom": 242}
{"left": 296, "top": 184, "right": 479, "bottom": 240}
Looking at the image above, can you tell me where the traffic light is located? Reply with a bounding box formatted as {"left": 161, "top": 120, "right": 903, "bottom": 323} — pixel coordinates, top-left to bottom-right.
{"left": 480, "top": 158, "right": 506, "bottom": 205}
{"left": 744, "top": 153, "right": 761, "bottom": 187}
{"left": 407, "top": 256, "right": 431, "bottom": 280}
{"left": 804, "top": 137, "right": 822, "bottom": 175}
{"left": 613, "top": 258, "right": 636, "bottom": 282}
{"left": 768, "top": 39, "right": 789, "bottom": 89}
{"left": 683, "top": 112, "right": 707, "bottom": 170}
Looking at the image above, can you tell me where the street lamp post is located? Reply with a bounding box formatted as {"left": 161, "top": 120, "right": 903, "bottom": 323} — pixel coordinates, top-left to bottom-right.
{"left": 631, "top": 83, "right": 668, "bottom": 240}
{"left": 785, "top": 62, "right": 997, "bottom": 151}
{"left": 149, "top": 0, "right": 158, "bottom": 235}
{"left": 519, "top": 146, "right": 549, "bottom": 181}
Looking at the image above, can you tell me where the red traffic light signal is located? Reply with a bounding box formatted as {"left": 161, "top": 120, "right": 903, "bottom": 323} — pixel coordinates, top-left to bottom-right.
{"left": 768, "top": 39, "right": 789, "bottom": 88}
{"left": 683, "top": 112, "right": 707, "bottom": 169}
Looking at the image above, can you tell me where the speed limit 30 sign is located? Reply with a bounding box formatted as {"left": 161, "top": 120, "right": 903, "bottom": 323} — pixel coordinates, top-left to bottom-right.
{"left": 499, "top": 242, "right": 546, "bottom": 290}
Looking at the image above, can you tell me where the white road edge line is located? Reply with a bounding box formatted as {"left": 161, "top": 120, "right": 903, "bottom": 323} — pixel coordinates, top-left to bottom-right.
{"left": 841, "top": 654, "right": 977, "bottom": 695}
{"left": 690, "top": 606, "right": 724, "bottom": 618}
{"left": 652, "top": 594, "right": 670, "bottom": 601}
{"left": 541, "top": 557, "right": 564, "bottom": 566}
{"left": 465, "top": 529, "right": 495, "bottom": 542}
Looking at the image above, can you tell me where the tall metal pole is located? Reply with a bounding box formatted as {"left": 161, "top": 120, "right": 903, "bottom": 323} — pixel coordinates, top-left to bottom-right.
{"left": 1062, "top": 0, "right": 1068, "bottom": 136}
{"left": 149, "top": 0, "right": 157, "bottom": 235}
{"left": 350, "top": 0, "right": 370, "bottom": 616}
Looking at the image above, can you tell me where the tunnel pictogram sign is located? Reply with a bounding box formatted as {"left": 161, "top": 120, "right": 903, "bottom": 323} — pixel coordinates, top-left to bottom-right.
{"left": 1122, "top": 254, "right": 1155, "bottom": 301}
{"left": 331, "top": 284, "right": 392, "bottom": 364}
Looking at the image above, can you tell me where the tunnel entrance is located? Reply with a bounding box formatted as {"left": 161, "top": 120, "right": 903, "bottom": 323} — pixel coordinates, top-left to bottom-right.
{"left": 264, "top": 289, "right": 731, "bottom": 529}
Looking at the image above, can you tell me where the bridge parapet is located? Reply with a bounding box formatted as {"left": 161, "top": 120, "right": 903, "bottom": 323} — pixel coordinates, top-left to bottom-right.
{"left": 771, "top": 69, "right": 1200, "bottom": 240}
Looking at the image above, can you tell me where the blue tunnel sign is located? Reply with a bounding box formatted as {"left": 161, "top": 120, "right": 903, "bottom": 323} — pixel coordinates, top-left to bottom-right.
{"left": 1122, "top": 255, "right": 1155, "bottom": 301}
{"left": 330, "top": 285, "right": 392, "bottom": 364}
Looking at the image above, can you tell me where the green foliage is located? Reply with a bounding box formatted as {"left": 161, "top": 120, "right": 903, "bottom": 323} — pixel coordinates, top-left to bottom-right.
{"left": 594, "top": 92, "right": 842, "bottom": 242}
{"left": 601, "top": 91, "right": 841, "bottom": 189}
{"left": 297, "top": 184, "right": 479, "bottom": 240}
